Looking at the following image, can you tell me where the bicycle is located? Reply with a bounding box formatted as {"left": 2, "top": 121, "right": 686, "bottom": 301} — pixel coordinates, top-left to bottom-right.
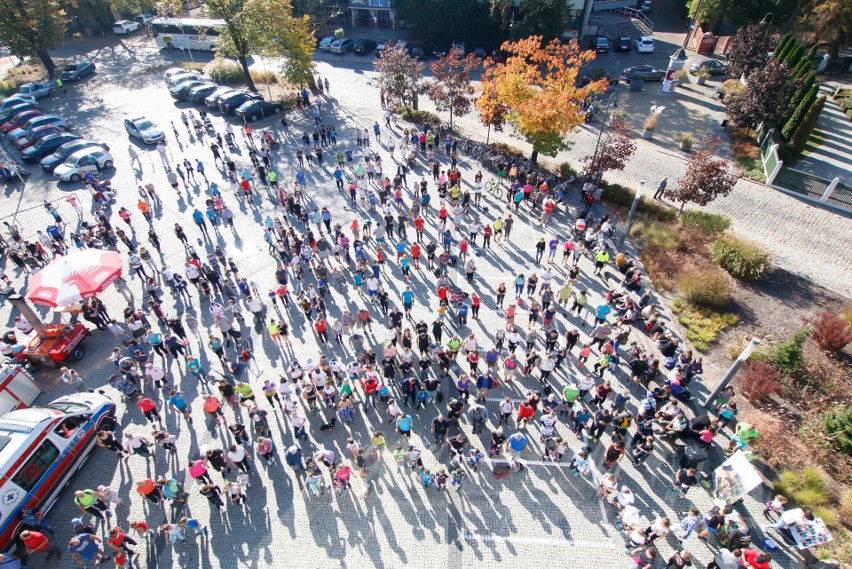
{"left": 485, "top": 179, "right": 503, "bottom": 199}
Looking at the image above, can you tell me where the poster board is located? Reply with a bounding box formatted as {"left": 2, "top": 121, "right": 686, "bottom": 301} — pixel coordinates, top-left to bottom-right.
{"left": 712, "top": 450, "right": 762, "bottom": 505}
{"left": 790, "top": 518, "right": 833, "bottom": 549}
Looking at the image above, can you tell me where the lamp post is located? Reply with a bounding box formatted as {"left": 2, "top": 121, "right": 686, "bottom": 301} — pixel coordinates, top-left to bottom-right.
{"left": 588, "top": 90, "right": 619, "bottom": 183}
{"left": 703, "top": 337, "right": 762, "bottom": 408}
{"left": 619, "top": 180, "right": 644, "bottom": 246}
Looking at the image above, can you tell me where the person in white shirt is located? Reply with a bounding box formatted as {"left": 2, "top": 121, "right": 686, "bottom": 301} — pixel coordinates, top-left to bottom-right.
{"left": 498, "top": 398, "right": 514, "bottom": 425}
{"left": 13, "top": 316, "right": 33, "bottom": 334}
{"left": 145, "top": 363, "right": 167, "bottom": 389}
{"left": 763, "top": 508, "right": 814, "bottom": 531}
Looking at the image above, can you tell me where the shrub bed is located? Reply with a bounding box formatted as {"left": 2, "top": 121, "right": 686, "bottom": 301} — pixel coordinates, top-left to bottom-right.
{"left": 671, "top": 297, "right": 738, "bottom": 352}
{"left": 810, "top": 312, "right": 852, "bottom": 354}
{"left": 681, "top": 210, "right": 731, "bottom": 234}
{"left": 709, "top": 234, "right": 771, "bottom": 281}
{"left": 677, "top": 266, "right": 732, "bottom": 308}
{"left": 600, "top": 183, "right": 677, "bottom": 222}
{"left": 205, "top": 59, "right": 245, "bottom": 84}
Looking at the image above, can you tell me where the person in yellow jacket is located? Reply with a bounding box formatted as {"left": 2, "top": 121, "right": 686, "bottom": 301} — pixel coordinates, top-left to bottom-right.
{"left": 594, "top": 248, "right": 610, "bottom": 276}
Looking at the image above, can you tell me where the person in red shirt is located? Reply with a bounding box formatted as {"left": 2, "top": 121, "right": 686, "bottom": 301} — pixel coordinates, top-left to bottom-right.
{"left": 741, "top": 549, "right": 771, "bottom": 569}
{"left": 410, "top": 243, "right": 421, "bottom": 268}
{"left": 437, "top": 285, "right": 449, "bottom": 307}
{"left": 517, "top": 401, "right": 535, "bottom": 428}
{"left": 136, "top": 397, "right": 160, "bottom": 425}
{"left": 414, "top": 216, "right": 425, "bottom": 242}
{"left": 20, "top": 530, "right": 62, "bottom": 560}
{"left": 482, "top": 225, "right": 493, "bottom": 248}
{"left": 470, "top": 294, "right": 482, "bottom": 319}
{"left": 314, "top": 318, "right": 328, "bottom": 344}
{"left": 106, "top": 526, "right": 138, "bottom": 556}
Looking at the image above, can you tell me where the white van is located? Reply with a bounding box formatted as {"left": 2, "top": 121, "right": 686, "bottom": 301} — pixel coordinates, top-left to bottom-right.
{"left": 0, "top": 392, "right": 115, "bottom": 550}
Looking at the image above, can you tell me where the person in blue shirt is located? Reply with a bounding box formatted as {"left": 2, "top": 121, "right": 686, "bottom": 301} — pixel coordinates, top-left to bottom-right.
{"left": 400, "top": 255, "right": 411, "bottom": 282}
{"left": 441, "top": 230, "right": 452, "bottom": 251}
{"left": 295, "top": 170, "right": 306, "bottom": 189}
{"left": 401, "top": 287, "right": 414, "bottom": 316}
{"left": 420, "top": 191, "right": 431, "bottom": 209}
{"left": 595, "top": 303, "right": 612, "bottom": 324}
{"left": 457, "top": 303, "right": 469, "bottom": 326}
{"left": 168, "top": 390, "right": 192, "bottom": 423}
{"left": 476, "top": 372, "right": 495, "bottom": 400}
{"left": 507, "top": 432, "right": 529, "bottom": 460}
{"left": 396, "top": 413, "right": 413, "bottom": 438}
{"left": 420, "top": 468, "right": 434, "bottom": 488}
{"left": 373, "top": 121, "right": 381, "bottom": 139}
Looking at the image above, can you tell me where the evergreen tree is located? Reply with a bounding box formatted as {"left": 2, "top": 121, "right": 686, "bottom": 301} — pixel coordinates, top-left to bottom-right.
{"left": 782, "top": 84, "right": 818, "bottom": 140}
{"left": 772, "top": 33, "right": 794, "bottom": 61}
{"left": 782, "top": 43, "right": 805, "bottom": 66}
{"left": 789, "top": 95, "right": 826, "bottom": 154}
{"left": 789, "top": 70, "right": 816, "bottom": 111}
{"left": 791, "top": 58, "right": 810, "bottom": 81}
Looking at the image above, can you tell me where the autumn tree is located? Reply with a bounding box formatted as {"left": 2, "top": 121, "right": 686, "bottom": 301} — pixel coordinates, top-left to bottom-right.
{"left": 0, "top": 0, "right": 66, "bottom": 76}
{"left": 726, "top": 23, "right": 774, "bottom": 77}
{"left": 801, "top": 0, "right": 852, "bottom": 57}
{"left": 725, "top": 60, "right": 798, "bottom": 130}
{"left": 475, "top": 88, "right": 508, "bottom": 144}
{"left": 581, "top": 119, "right": 636, "bottom": 184}
{"left": 428, "top": 51, "right": 478, "bottom": 128}
{"left": 479, "top": 36, "right": 606, "bottom": 163}
{"left": 666, "top": 136, "right": 737, "bottom": 212}
{"left": 374, "top": 46, "right": 426, "bottom": 110}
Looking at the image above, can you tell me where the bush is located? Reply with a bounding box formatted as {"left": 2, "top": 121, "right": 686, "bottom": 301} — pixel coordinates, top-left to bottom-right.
{"left": 204, "top": 59, "right": 245, "bottom": 84}
{"left": 745, "top": 410, "right": 811, "bottom": 470}
{"left": 276, "top": 93, "right": 299, "bottom": 112}
{"left": 681, "top": 210, "right": 731, "bottom": 234}
{"left": 810, "top": 312, "right": 852, "bottom": 354}
{"left": 397, "top": 108, "right": 440, "bottom": 127}
{"left": 820, "top": 407, "right": 852, "bottom": 457}
{"left": 709, "top": 234, "right": 771, "bottom": 281}
{"left": 739, "top": 360, "right": 783, "bottom": 403}
{"left": 632, "top": 221, "right": 681, "bottom": 252}
{"left": 774, "top": 467, "right": 835, "bottom": 518}
{"left": 559, "top": 162, "right": 578, "bottom": 180}
{"left": 769, "top": 329, "right": 809, "bottom": 374}
{"left": 600, "top": 183, "right": 677, "bottom": 222}
{"left": 0, "top": 80, "right": 15, "bottom": 97}
{"left": 735, "top": 156, "right": 767, "bottom": 183}
{"left": 178, "top": 61, "right": 206, "bottom": 72}
{"left": 3, "top": 63, "right": 47, "bottom": 87}
{"left": 678, "top": 266, "right": 732, "bottom": 308}
{"left": 250, "top": 69, "right": 278, "bottom": 84}
{"left": 672, "top": 298, "right": 739, "bottom": 352}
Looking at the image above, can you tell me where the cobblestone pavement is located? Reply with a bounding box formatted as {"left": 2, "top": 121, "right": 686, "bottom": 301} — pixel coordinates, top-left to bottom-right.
{"left": 0, "top": 36, "right": 812, "bottom": 569}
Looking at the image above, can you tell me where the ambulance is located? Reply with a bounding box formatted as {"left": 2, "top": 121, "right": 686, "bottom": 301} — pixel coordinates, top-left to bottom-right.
{"left": 0, "top": 392, "right": 115, "bottom": 550}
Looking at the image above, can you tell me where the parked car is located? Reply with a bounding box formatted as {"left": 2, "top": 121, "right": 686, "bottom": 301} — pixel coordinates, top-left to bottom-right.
{"left": 0, "top": 110, "right": 42, "bottom": 133}
{"left": 53, "top": 149, "right": 114, "bottom": 182}
{"left": 410, "top": 44, "right": 427, "bottom": 60}
{"left": 633, "top": 36, "right": 655, "bottom": 53}
{"left": 165, "top": 70, "right": 201, "bottom": 87}
{"left": 639, "top": 0, "right": 652, "bottom": 12}
{"left": 169, "top": 79, "right": 210, "bottom": 101}
{"left": 40, "top": 140, "right": 110, "bottom": 171}
{"left": 689, "top": 59, "right": 730, "bottom": 76}
{"left": 375, "top": 41, "right": 390, "bottom": 57}
{"left": 395, "top": 40, "right": 411, "bottom": 54}
{"left": 163, "top": 67, "right": 197, "bottom": 82}
{"left": 124, "top": 116, "right": 165, "bottom": 144}
{"left": 489, "top": 48, "right": 506, "bottom": 63}
{"left": 0, "top": 95, "right": 36, "bottom": 111}
{"left": 17, "top": 82, "right": 51, "bottom": 100}
{"left": 8, "top": 115, "right": 69, "bottom": 143}
{"left": 204, "top": 87, "right": 237, "bottom": 108}
{"left": 329, "top": 38, "right": 355, "bottom": 54}
{"left": 614, "top": 36, "right": 632, "bottom": 52}
{"left": 136, "top": 14, "right": 156, "bottom": 25}
{"left": 188, "top": 83, "right": 221, "bottom": 104}
{"left": 21, "top": 133, "right": 80, "bottom": 162}
{"left": 621, "top": 65, "right": 665, "bottom": 81}
{"left": 218, "top": 91, "right": 262, "bottom": 114}
{"left": 432, "top": 44, "right": 448, "bottom": 58}
{"left": 473, "top": 47, "right": 488, "bottom": 60}
{"left": 60, "top": 60, "right": 96, "bottom": 81}
{"left": 235, "top": 100, "right": 282, "bottom": 122}
{"left": 592, "top": 37, "right": 609, "bottom": 53}
{"left": 353, "top": 38, "right": 377, "bottom": 55}
{"left": 318, "top": 36, "right": 335, "bottom": 51}
{"left": 451, "top": 41, "right": 465, "bottom": 55}
{"left": 15, "top": 125, "right": 65, "bottom": 150}
{"left": 112, "top": 20, "right": 141, "bottom": 34}
{"left": 0, "top": 103, "right": 38, "bottom": 124}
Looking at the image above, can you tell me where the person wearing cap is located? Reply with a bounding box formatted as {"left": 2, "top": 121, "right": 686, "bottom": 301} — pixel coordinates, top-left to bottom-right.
{"left": 68, "top": 533, "right": 103, "bottom": 565}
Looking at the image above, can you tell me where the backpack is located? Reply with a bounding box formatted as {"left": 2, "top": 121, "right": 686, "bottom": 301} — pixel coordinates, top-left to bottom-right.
{"left": 664, "top": 357, "right": 677, "bottom": 370}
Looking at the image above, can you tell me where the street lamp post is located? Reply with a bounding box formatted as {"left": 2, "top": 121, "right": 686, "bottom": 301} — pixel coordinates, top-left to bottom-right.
{"left": 662, "top": 0, "right": 703, "bottom": 93}
{"left": 619, "top": 180, "right": 645, "bottom": 246}
{"left": 588, "top": 90, "right": 619, "bottom": 183}
{"left": 703, "top": 337, "right": 762, "bottom": 408}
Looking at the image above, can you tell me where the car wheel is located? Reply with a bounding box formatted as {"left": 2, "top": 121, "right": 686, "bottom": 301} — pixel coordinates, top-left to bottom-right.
{"left": 70, "top": 173, "right": 81, "bottom": 182}
{"left": 103, "top": 160, "right": 113, "bottom": 169}
{"left": 71, "top": 346, "right": 85, "bottom": 361}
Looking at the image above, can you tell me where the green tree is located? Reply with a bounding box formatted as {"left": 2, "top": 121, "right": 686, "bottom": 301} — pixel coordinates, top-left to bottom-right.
{"left": 788, "top": 94, "right": 825, "bottom": 154}
{"left": 800, "top": 0, "right": 852, "bottom": 57}
{"left": 394, "top": 0, "right": 497, "bottom": 44}
{"left": 108, "top": 0, "right": 157, "bottom": 16}
{"left": 492, "top": 0, "right": 568, "bottom": 39}
{"left": 782, "top": 83, "right": 818, "bottom": 139}
{"left": 789, "top": 69, "right": 816, "bottom": 110}
{"left": 0, "top": 0, "right": 66, "bottom": 76}
{"left": 686, "top": 0, "right": 728, "bottom": 28}
{"left": 205, "top": 0, "right": 313, "bottom": 92}
{"left": 781, "top": 43, "right": 805, "bottom": 66}
{"left": 772, "top": 32, "right": 794, "bottom": 60}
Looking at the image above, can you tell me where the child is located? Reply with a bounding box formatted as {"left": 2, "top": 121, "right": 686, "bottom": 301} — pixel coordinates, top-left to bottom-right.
{"left": 129, "top": 520, "right": 153, "bottom": 539}
{"left": 420, "top": 468, "right": 435, "bottom": 488}
{"left": 225, "top": 480, "right": 245, "bottom": 505}
{"left": 466, "top": 448, "right": 484, "bottom": 471}
{"left": 334, "top": 464, "right": 352, "bottom": 492}
{"left": 392, "top": 444, "right": 407, "bottom": 473}
{"left": 305, "top": 471, "right": 324, "bottom": 497}
{"left": 435, "top": 468, "right": 449, "bottom": 490}
{"left": 179, "top": 517, "right": 207, "bottom": 536}
{"left": 578, "top": 343, "right": 592, "bottom": 364}
{"left": 237, "top": 471, "right": 251, "bottom": 490}
{"left": 547, "top": 437, "right": 568, "bottom": 462}
{"left": 762, "top": 495, "right": 788, "bottom": 520}
{"left": 451, "top": 468, "right": 465, "bottom": 490}
{"left": 97, "top": 484, "right": 124, "bottom": 508}
{"left": 676, "top": 509, "right": 702, "bottom": 541}
{"left": 718, "top": 401, "right": 738, "bottom": 429}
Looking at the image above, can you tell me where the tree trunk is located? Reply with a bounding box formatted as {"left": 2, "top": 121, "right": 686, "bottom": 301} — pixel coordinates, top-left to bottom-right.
{"left": 486, "top": 123, "right": 491, "bottom": 145}
{"left": 680, "top": 200, "right": 687, "bottom": 213}
{"left": 449, "top": 108, "right": 453, "bottom": 129}
{"left": 530, "top": 148, "right": 538, "bottom": 164}
{"left": 37, "top": 50, "right": 56, "bottom": 79}
{"left": 238, "top": 55, "right": 257, "bottom": 92}
{"left": 782, "top": 0, "right": 802, "bottom": 33}
{"left": 412, "top": 94, "right": 419, "bottom": 111}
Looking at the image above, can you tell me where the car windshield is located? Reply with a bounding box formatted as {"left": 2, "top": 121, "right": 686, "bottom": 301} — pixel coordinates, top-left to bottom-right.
{"left": 63, "top": 155, "right": 84, "bottom": 166}
{"left": 64, "top": 65, "right": 77, "bottom": 72}
{"left": 136, "top": 120, "right": 154, "bottom": 130}
{"left": 46, "top": 401, "right": 90, "bottom": 413}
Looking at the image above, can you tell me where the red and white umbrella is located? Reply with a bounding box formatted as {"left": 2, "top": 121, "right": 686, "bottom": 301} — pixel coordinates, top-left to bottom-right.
{"left": 26, "top": 249, "right": 123, "bottom": 307}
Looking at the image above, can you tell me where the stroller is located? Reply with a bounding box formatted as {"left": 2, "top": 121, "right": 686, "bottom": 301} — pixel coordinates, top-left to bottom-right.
{"left": 108, "top": 373, "right": 139, "bottom": 402}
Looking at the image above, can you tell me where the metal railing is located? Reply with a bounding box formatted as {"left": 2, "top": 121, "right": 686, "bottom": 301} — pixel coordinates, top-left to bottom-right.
{"left": 587, "top": 15, "right": 618, "bottom": 39}
{"left": 618, "top": 7, "right": 654, "bottom": 35}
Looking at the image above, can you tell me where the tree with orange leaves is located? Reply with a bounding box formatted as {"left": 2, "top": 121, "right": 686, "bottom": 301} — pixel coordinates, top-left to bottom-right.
{"left": 479, "top": 36, "right": 607, "bottom": 162}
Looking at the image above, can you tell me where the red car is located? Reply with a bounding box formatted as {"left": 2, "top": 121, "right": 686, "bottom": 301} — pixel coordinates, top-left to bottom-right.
{"left": 0, "top": 110, "right": 43, "bottom": 133}
{"left": 14, "top": 125, "right": 64, "bottom": 150}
